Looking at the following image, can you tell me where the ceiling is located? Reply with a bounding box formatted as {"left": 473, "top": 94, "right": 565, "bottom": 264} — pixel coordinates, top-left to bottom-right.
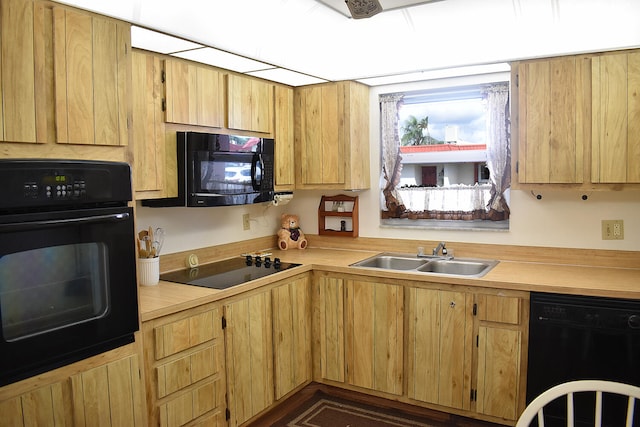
{"left": 52, "top": 0, "right": 640, "bottom": 86}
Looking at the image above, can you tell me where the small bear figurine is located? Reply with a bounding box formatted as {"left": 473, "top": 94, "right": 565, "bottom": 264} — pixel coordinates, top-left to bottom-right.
{"left": 277, "top": 214, "right": 308, "bottom": 250}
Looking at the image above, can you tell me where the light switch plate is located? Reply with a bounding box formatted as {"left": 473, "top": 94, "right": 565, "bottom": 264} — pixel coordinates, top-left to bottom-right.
{"left": 602, "top": 219, "right": 624, "bottom": 240}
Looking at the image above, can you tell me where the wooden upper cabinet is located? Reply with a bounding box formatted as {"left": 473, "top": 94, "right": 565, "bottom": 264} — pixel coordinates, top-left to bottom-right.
{"left": 514, "top": 56, "right": 589, "bottom": 184}
{"left": 164, "top": 59, "right": 225, "bottom": 128}
{"left": 274, "top": 85, "right": 295, "bottom": 191}
{"left": 0, "top": 0, "right": 55, "bottom": 143}
{"left": 227, "top": 74, "right": 273, "bottom": 134}
{"left": 53, "top": 6, "right": 131, "bottom": 146}
{"left": 592, "top": 50, "right": 640, "bottom": 183}
{"left": 132, "top": 50, "right": 164, "bottom": 196}
{"left": 294, "top": 81, "right": 370, "bottom": 190}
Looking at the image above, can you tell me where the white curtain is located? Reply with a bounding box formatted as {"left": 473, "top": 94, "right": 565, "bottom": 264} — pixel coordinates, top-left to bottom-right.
{"left": 398, "top": 184, "right": 492, "bottom": 213}
{"left": 380, "top": 93, "right": 405, "bottom": 217}
{"left": 482, "top": 83, "right": 511, "bottom": 220}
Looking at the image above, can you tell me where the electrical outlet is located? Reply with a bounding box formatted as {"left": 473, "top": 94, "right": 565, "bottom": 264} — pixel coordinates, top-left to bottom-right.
{"left": 602, "top": 220, "right": 624, "bottom": 240}
{"left": 242, "top": 213, "right": 250, "bottom": 230}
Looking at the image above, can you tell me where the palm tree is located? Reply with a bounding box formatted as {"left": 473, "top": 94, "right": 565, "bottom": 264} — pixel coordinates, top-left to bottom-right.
{"left": 401, "top": 115, "right": 430, "bottom": 146}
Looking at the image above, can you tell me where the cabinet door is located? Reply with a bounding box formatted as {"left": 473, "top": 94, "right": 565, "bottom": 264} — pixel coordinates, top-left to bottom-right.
{"left": 345, "top": 279, "right": 403, "bottom": 395}
{"left": 70, "top": 354, "right": 146, "bottom": 426}
{"left": 0, "top": 381, "right": 68, "bottom": 426}
{"left": 53, "top": 7, "right": 130, "bottom": 146}
{"left": 164, "top": 60, "right": 224, "bottom": 128}
{"left": 0, "top": 0, "right": 55, "bottom": 144}
{"left": 224, "top": 291, "right": 274, "bottom": 427}
{"left": 227, "top": 74, "right": 273, "bottom": 133}
{"left": 272, "top": 275, "right": 312, "bottom": 400}
{"left": 132, "top": 50, "right": 164, "bottom": 194}
{"left": 274, "top": 85, "right": 295, "bottom": 191}
{"left": 295, "top": 84, "right": 343, "bottom": 185}
{"left": 313, "top": 275, "right": 345, "bottom": 383}
{"left": 516, "top": 57, "right": 587, "bottom": 184}
{"left": 476, "top": 326, "right": 522, "bottom": 420}
{"left": 592, "top": 51, "right": 640, "bottom": 183}
{"left": 407, "top": 288, "right": 473, "bottom": 410}
{"left": 475, "top": 293, "right": 524, "bottom": 421}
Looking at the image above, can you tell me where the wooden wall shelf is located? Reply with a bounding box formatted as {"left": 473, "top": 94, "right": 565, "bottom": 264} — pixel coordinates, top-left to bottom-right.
{"left": 318, "top": 195, "right": 359, "bottom": 237}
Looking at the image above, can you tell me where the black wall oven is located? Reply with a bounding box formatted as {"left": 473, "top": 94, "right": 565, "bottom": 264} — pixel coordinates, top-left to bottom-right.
{"left": 0, "top": 160, "right": 139, "bottom": 386}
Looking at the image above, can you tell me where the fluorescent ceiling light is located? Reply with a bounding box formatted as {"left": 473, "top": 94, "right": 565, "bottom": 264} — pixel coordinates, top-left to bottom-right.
{"left": 317, "top": 0, "right": 442, "bottom": 18}
{"left": 246, "top": 69, "right": 328, "bottom": 87}
{"left": 172, "top": 48, "right": 273, "bottom": 73}
{"left": 131, "top": 26, "right": 202, "bottom": 54}
{"left": 358, "top": 63, "right": 511, "bottom": 86}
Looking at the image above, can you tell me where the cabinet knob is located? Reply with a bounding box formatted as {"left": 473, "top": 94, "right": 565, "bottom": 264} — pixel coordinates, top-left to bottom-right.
{"left": 450, "top": 301, "right": 456, "bottom": 308}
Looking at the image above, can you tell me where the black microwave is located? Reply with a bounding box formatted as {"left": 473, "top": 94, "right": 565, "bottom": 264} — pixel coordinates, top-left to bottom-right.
{"left": 143, "top": 132, "right": 275, "bottom": 207}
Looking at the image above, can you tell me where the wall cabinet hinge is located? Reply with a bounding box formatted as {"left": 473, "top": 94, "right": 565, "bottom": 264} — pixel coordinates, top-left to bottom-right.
{"left": 515, "top": 73, "right": 519, "bottom": 87}
{"left": 472, "top": 303, "right": 477, "bottom": 316}
{"left": 221, "top": 316, "right": 227, "bottom": 329}
{"left": 161, "top": 99, "right": 166, "bottom": 112}
{"left": 476, "top": 335, "right": 479, "bottom": 347}
{"left": 161, "top": 70, "right": 166, "bottom": 83}
{"left": 225, "top": 408, "right": 230, "bottom": 421}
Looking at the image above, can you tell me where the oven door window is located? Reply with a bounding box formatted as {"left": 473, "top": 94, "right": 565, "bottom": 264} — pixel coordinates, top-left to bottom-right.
{"left": 0, "top": 242, "right": 109, "bottom": 341}
{"left": 195, "top": 152, "right": 260, "bottom": 194}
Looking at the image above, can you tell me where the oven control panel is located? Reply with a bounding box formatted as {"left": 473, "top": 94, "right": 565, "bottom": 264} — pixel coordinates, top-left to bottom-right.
{"left": 24, "top": 175, "right": 87, "bottom": 200}
{"left": 0, "top": 159, "right": 132, "bottom": 210}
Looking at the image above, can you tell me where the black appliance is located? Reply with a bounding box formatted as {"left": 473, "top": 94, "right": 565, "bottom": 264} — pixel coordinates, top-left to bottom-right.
{"left": 527, "top": 292, "right": 640, "bottom": 427}
{"left": 142, "top": 131, "right": 275, "bottom": 207}
{"left": 0, "top": 159, "right": 139, "bottom": 386}
{"left": 160, "top": 255, "right": 301, "bottom": 289}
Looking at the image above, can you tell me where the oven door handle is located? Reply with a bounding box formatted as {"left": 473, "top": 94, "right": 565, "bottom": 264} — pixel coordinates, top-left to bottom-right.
{"left": 0, "top": 212, "right": 131, "bottom": 231}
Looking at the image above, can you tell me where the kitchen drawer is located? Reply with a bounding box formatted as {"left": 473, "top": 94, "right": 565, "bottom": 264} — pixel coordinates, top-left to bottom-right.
{"left": 158, "top": 378, "right": 225, "bottom": 427}
{"left": 476, "top": 294, "right": 521, "bottom": 325}
{"left": 157, "top": 343, "right": 223, "bottom": 398}
{"left": 154, "top": 308, "right": 221, "bottom": 360}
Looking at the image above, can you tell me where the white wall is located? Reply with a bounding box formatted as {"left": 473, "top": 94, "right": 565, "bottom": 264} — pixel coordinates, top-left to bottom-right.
{"left": 136, "top": 201, "right": 290, "bottom": 255}
{"left": 137, "top": 71, "right": 640, "bottom": 254}
{"left": 281, "top": 74, "right": 640, "bottom": 252}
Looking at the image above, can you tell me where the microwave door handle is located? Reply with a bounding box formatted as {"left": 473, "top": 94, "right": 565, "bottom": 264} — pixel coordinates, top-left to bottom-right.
{"left": 0, "top": 212, "right": 131, "bottom": 232}
{"left": 251, "top": 154, "right": 263, "bottom": 191}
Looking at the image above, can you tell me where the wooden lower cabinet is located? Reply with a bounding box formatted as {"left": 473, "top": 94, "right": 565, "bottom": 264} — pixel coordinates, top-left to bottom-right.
{"left": 313, "top": 274, "right": 345, "bottom": 383}
{"left": 313, "top": 272, "right": 528, "bottom": 425}
{"left": 142, "top": 303, "right": 226, "bottom": 427}
{"left": 224, "top": 274, "right": 312, "bottom": 426}
{"left": 475, "top": 294, "right": 527, "bottom": 421}
{"left": 272, "top": 275, "right": 312, "bottom": 400}
{"left": 224, "top": 290, "right": 274, "bottom": 427}
{"left": 345, "top": 279, "right": 403, "bottom": 395}
{"left": 0, "top": 352, "right": 146, "bottom": 427}
{"left": 406, "top": 288, "right": 473, "bottom": 410}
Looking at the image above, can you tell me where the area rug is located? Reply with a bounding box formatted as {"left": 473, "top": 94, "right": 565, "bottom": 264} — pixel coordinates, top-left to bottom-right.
{"left": 277, "top": 392, "right": 440, "bottom": 427}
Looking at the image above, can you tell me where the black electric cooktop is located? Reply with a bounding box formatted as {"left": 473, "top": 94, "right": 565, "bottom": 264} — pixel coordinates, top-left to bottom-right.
{"left": 160, "top": 255, "right": 301, "bottom": 289}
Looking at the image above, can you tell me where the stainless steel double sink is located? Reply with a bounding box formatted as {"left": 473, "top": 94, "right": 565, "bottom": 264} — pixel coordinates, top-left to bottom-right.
{"left": 350, "top": 252, "right": 498, "bottom": 278}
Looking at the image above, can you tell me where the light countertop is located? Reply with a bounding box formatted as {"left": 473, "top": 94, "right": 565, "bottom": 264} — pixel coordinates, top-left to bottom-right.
{"left": 139, "top": 247, "right": 640, "bottom": 321}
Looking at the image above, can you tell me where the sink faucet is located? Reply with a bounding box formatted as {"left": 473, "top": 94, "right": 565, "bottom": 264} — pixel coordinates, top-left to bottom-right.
{"left": 433, "top": 242, "right": 447, "bottom": 256}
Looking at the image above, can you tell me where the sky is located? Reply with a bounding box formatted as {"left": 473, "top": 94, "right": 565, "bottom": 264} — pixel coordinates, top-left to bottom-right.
{"left": 398, "top": 97, "right": 487, "bottom": 144}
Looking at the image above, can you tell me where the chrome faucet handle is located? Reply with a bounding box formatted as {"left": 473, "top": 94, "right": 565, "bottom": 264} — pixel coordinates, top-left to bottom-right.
{"left": 432, "top": 241, "right": 447, "bottom": 256}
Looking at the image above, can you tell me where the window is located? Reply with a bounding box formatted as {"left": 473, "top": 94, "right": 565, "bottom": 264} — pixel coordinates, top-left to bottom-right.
{"left": 380, "top": 81, "right": 510, "bottom": 230}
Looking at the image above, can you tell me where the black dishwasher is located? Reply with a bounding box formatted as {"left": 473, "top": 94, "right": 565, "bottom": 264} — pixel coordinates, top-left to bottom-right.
{"left": 527, "top": 292, "right": 640, "bottom": 427}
